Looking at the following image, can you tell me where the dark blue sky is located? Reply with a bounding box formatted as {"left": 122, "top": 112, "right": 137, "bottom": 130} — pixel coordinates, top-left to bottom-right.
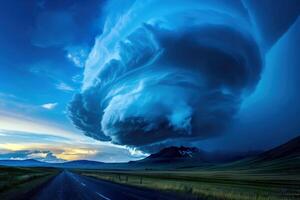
{"left": 0, "top": 0, "right": 100, "bottom": 119}
{"left": 0, "top": 0, "right": 299, "bottom": 162}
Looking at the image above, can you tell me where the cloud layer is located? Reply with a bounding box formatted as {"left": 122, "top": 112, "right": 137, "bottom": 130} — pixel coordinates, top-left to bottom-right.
{"left": 0, "top": 150, "right": 64, "bottom": 163}
{"left": 69, "top": 0, "right": 298, "bottom": 152}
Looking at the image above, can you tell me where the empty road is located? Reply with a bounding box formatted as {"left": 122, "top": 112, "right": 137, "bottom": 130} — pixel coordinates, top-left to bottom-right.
{"left": 27, "top": 171, "right": 188, "bottom": 200}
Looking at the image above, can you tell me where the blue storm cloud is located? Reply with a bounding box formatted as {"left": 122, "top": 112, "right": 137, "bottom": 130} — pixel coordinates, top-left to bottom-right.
{"left": 68, "top": 0, "right": 299, "bottom": 151}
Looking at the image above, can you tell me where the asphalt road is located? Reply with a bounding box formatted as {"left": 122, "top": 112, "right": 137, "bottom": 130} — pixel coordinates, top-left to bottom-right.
{"left": 28, "top": 170, "right": 189, "bottom": 200}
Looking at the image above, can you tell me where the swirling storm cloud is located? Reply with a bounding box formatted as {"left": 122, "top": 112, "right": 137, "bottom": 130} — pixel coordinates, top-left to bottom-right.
{"left": 68, "top": 0, "right": 297, "bottom": 151}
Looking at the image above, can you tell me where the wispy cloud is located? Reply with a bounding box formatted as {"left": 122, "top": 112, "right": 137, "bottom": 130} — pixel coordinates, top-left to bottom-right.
{"left": 41, "top": 103, "right": 58, "bottom": 110}
{"left": 0, "top": 92, "right": 19, "bottom": 100}
{"left": 55, "top": 82, "right": 74, "bottom": 92}
{"left": 29, "top": 62, "right": 75, "bottom": 92}
{"left": 66, "top": 46, "right": 88, "bottom": 68}
{"left": 72, "top": 74, "right": 82, "bottom": 83}
{"left": 67, "top": 53, "right": 84, "bottom": 68}
{"left": 29, "top": 61, "right": 58, "bottom": 81}
{"left": 0, "top": 93, "right": 40, "bottom": 115}
{"left": 0, "top": 112, "right": 79, "bottom": 140}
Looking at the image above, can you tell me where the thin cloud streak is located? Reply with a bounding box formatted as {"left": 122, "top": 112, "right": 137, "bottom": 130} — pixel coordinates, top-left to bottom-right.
{"left": 55, "top": 82, "right": 75, "bottom": 92}
{"left": 41, "top": 102, "right": 58, "bottom": 110}
{"left": 0, "top": 111, "right": 83, "bottom": 141}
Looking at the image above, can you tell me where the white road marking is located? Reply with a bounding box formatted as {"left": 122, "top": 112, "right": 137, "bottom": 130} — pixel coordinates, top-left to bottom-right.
{"left": 96, "top": 192, "right": 111, "bottom": 200}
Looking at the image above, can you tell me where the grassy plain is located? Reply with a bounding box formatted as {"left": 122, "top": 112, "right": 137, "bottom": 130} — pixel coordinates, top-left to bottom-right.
{"left": 0, "top": 166, "right": 59, "bottom": 200}
{"left": 75, "top": 157, "right": 300, "bottom": 200}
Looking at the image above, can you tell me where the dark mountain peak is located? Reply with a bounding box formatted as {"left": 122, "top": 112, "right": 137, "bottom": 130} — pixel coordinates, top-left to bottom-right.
{"left": 137, "top": 146, "right": 207, "bottom": 166}
{"left": 148, "top": 146, "right": 201, "bottom": 159}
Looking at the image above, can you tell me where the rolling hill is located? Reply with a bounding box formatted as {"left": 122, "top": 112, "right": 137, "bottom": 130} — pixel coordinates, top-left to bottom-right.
{"left": 257, "top": 135, "right": 300, "bottom": 160}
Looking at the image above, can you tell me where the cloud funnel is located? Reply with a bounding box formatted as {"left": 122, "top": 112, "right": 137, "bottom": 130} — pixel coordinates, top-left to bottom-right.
{"left": 69, "top": 0, "right": 262, "bottom": 152}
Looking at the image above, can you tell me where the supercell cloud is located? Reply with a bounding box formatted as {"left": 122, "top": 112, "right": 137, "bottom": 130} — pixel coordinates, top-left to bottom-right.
{"left": 69, "top": 0, "right": 265, "bottom": 151}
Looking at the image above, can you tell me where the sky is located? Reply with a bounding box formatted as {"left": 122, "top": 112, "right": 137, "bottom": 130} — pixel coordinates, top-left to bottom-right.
{"left": 0, "top": 0, "right": 299, "bottom": 162}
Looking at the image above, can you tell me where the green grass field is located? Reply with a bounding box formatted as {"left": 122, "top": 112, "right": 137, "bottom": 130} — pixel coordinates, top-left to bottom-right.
{"left": 0, "top": 166, "right": 59, "bottom": 200}
{"left": 75, "top": 157, "right": 300, "bottom": 200}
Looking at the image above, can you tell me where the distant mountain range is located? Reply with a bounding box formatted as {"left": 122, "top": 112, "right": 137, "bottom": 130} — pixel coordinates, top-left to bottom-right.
{"left": 0, "top": 159, "right": 108, "bottom": 168}
{"left": 0, "top": 136, "right": 299, "bottom": 169}
{"left": 55, "top": 160, "right": 106, "bottom": 168}
{"left": 0, "top": 159, "right": 46, "bottom": 167}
